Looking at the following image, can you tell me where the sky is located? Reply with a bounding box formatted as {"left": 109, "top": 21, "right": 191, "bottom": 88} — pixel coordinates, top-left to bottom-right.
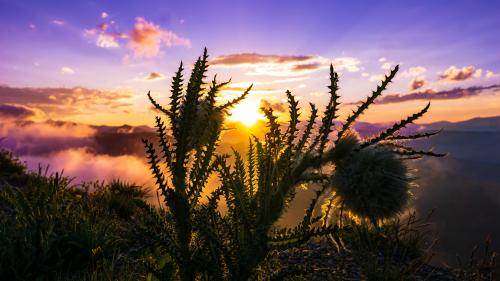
{"left": 0, "top": 0, "right": 499, "bottom": 127}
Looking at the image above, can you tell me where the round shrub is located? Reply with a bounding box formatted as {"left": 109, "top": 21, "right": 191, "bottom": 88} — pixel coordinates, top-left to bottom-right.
{"left": 331, "top": 145, "right": 412, "bottom": 222}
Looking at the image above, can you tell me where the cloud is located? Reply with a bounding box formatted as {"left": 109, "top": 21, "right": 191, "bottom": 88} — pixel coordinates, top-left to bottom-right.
{"left": 211, "top": 53, "right": 313, "bottom": 65}
{"left": 271, "top": 76, "right": 311, "bottom": 83}
{"left": 332, "top": 57, "right": 361, "bottom": 72}
{"left": 260, "top": 99, "right": 287, "bottom": 114}
{"left": 60, "top": 67, "right": 74, "bottom": 75}
{"left": 292, "top": 62, "right": 323, "bottom": 72}
{"left": 97, "top": 23, "right": 108, "bottom": 31}
{"left": 369, "top": 74, "right": 385, "bottom": 82}
{"left": 211, "top": 53, "right": 360, "bottom": 77}
{"left": 309, "top": 91, "right": 324, "bottom": 97}
{"left": 409, "top": 78, "right": 426, "bottom": 91}
{"left": 438, "top": 65, "right": 482, "bottom": 82}
{"left": 0, "top": 117, "right": 159, "bottom": 160}
{"left": 376, "top": 84, "right": 500, "bottom": 104}
{"left": 381, "top": 61, "right": 394, "bottom": 70}
{"left": 83, "top": 24, "right": 124, "bottom": 49}
{"left": 400, "top": 66, "right": 427, "bottom": 78}
{"left": 0, "top": 85, "right": 133, "bottom": 118}
{"left": 0, "top": 118, "right": 156, "bottom": 186}
{"left": 51, "top": 20, "right": 65, "bottom": 26}
{"left": 21, "top": 148, "right": 152, "bottom": 186}
{"left": 486, "top": 70, "right": 498, "bottom": 79}
{"left": 96, "top": 33, "right": 119, "bottom": 48}
{"left": 378, "top": 57, "right": 387, "bottom": 63}
{"left": 143, "top": 72, "right": 165, "bottom": 81}
{"left": 0, "top": 104, "right": 42, "bottom": 120}
{"left": 84, "top": 17, "right": 188, "bottom": 55}
{"left": 128, "top": 17, "right": 191, "bottom": 57}
{"left": 0, "top": 120, "right": 96, "bottom": 156}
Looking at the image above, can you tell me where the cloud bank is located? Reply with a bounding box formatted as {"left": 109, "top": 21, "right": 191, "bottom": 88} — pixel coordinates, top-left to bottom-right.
{"left": 0, "top": 85, "right": 133, "bottom": 118}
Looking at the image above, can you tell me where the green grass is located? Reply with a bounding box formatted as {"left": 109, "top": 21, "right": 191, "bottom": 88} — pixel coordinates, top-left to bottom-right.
{"left": 0, "top": 149, "right": 176, "bottom": 280}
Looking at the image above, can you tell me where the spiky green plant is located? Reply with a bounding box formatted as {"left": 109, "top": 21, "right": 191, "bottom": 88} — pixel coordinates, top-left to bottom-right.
{"left": 143, "top": 49, "right": 442, "bottom": 280}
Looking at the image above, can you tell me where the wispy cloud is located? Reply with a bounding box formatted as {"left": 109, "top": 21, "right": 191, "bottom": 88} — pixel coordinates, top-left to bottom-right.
{"left": 400, "top": 66, "right": 427, "bottom": 78}
{"left": 211, "top": 53, "right": 360, "bottom": 77}
{"left": 438, "top": 65, "right": 482, "bottom": 82}
{"left": 50, "top": 19, "right": 65, "bottom": 26}
{"left": 381, "top": 61, "right": 395, "bottom": 70}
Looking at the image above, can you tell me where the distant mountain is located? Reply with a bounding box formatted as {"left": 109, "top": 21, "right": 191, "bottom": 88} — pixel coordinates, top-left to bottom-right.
{"left": 93, "top": 115, "right": 500, "bottom": 137}
{"left": 93, "top": 124, "right": 155, "bottom": 134}
{"left": 423, "top": 116, "right": 500, "bottom": 132}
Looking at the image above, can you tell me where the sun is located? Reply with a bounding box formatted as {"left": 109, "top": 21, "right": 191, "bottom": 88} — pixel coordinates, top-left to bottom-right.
{"left": 228, "top": 99, "right": 264, "bottom": 127}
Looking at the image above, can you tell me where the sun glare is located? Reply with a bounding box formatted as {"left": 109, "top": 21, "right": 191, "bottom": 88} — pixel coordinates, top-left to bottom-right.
{"left": 228, "top": 99, "right": 264, "bottom": 126}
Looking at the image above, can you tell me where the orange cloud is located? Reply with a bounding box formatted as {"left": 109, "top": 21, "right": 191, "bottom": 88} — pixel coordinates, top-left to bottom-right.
{"left": 128, "top": 17, "right": 191, "bottom": 57}
{"left": 439, "top": 65, "right": 482, "bottom": 82}
{"left": 0, "top": 85, "right": 133, "bottom": 118}
{"left": 211, "top": 53, "right": 360, "bottom": 77}
{"left": 292, "top": 62, "right": 322, "bottom": 72}
{"left": 211, "top": 53, "right": 313, "bottom": 65}
{"left": 260, "top": 99, "right": 287, "bottom": 114}
{"left": 143, "top": 72, "right": 165, "bottom": 81}
{"left": 409, "top": 78, "right": 426, "bottom": 90}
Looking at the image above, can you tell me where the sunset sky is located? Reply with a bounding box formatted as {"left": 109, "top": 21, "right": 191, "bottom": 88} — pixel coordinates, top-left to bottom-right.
{"left": 1, "top": 0, "right": 499, "bottom": 127}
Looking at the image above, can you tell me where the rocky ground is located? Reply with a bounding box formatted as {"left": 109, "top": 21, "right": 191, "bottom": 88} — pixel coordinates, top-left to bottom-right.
{"left": 263, "top": 240, "right": 466, "bottom": 281}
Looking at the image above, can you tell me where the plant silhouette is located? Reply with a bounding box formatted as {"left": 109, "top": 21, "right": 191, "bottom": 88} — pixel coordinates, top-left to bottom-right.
{"left": 143, "top": 49, "right": 443, "bottom": 280}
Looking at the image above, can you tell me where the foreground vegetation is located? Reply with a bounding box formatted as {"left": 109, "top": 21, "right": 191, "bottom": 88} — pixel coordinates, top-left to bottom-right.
{"left": 1, "top": 50, "right": 495, "bottom": 280}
